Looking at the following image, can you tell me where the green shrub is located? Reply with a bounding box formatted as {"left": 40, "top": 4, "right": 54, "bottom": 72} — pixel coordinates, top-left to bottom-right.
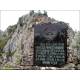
{"left": 6, "top": 50, "right": 16, "bottom": 57}
{"left": 7, "top": 24, "right": 17, "bottom": 34}
{"left": 3, "top": 63, "right": 14, "bottom": 70}
{"left": 0, "top": 35, "right": 10, "bottom": 52}
{"left": 0, "top": 25, "right": 17, "bottom": 53}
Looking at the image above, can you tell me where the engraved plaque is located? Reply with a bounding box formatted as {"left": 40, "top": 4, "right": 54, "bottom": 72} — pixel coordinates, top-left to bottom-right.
{"left": 34, "top": 22, "right": 68, "bottom": 67}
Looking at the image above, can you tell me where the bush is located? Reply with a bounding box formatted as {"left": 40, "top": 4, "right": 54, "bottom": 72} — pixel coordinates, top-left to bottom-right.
{"left": 3, "top": 63, "right": 14, "bottom": 70}
{"left": 0, "top": 25, "right": 17, "bottom": 53}
{"left": 0, "top": 38, "right": 8, "bottom": 52}
{"left": 6, "top": 50, "right": 16, "bottom": 57}
{"left": 7, "top": 25, "right": 17, "bottom": 34}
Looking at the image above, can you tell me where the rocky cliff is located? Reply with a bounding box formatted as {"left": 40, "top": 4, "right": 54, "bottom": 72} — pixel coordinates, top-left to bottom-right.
{"left": 0, "top": 11, "right": 76, "bottom": 69}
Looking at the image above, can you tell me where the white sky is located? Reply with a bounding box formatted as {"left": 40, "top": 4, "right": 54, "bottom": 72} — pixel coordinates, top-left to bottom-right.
{"left": 0, "top": 10, "right": 79, "bottom": 31}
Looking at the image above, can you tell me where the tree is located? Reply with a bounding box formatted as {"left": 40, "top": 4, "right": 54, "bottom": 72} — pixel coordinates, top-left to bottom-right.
{"left": 43, "top": 10, "right": 48, "bottom": 16}
{"left": 38, "top": 10, "right": 42, "bottom": 16}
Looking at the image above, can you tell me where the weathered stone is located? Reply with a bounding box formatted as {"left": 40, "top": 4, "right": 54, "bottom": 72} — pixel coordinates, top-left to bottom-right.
{"left": 0, "top": 11, "right": 76, "bottom": 69}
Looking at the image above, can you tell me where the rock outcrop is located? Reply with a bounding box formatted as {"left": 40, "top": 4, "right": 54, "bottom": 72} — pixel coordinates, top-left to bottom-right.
{"left": 0, "top": 11, "right": 76, "bottom": 69}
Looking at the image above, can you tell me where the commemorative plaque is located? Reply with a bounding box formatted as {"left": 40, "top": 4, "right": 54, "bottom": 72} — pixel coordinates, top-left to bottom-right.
{"left": 34, "top": 22, "right": 68, "bottom": 67}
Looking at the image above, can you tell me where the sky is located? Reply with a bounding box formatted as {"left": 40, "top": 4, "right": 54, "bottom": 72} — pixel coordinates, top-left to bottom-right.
{"left": 0, "top": 10, "right": 80, "bottom": 31}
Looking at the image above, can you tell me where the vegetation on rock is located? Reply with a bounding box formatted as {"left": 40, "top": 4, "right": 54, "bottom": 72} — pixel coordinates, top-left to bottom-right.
{"left": 0, "top": 10, "right": 80, "bottom": 69}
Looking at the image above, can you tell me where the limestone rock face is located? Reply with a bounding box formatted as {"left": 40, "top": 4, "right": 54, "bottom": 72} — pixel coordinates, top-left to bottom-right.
{"left": 67, "top": 27, "right": 75, "bottom": 63}
{"left": 0, "top": 11, "right": 75, "bottom": 69}
{"left": 3, "top": 12, "right": 58, "bottom": 69}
